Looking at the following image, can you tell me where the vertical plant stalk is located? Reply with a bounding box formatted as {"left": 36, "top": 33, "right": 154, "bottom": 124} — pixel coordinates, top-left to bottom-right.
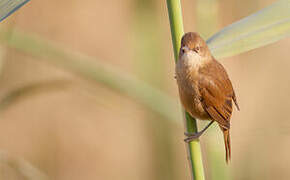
{"left": 166, "top": 0, "right": 205, "bottom": 180}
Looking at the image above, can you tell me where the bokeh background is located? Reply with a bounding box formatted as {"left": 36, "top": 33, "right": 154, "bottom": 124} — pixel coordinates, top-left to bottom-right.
{"left": 0, "top": 0, "right": 290, "bottom": 179}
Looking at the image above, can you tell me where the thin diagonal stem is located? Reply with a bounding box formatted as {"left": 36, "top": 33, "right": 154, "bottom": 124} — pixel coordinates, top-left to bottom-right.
{"left": 166, "top": 0, "right": 205, "bottom": 179}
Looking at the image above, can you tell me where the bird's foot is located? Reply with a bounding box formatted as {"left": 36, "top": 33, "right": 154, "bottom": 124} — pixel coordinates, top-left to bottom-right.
{"left": 183, "top": 120, "right": 215, "bottom": 143}
{"left": 184, "top": 131, "right": 203, "bottom": 143}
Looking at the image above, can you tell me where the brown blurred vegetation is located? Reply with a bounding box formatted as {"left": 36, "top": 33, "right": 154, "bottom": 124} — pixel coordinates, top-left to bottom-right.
{"left": 0, "top": 0, "right": 290, "bottom": 179}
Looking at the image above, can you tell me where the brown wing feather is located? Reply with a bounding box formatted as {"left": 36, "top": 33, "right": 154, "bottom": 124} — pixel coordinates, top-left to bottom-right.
{"left": 198, "top": 58, "right": 238, "bottom": 163}
{"left": 198, "top": 58, "right": 237, "bottom": 126}
{"left": 199, "top": 86, "right": 231, "bottom": 129}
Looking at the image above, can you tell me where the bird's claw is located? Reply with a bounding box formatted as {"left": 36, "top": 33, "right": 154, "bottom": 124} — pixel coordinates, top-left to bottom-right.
{"left": 184, "top": 132, "right": 201, "bottom": 143}
{"left": 184, "top": 132, "right": 195, "bottom": 137}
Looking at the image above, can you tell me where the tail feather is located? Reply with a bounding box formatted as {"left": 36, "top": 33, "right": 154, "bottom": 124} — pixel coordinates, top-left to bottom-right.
{"left": 222, "top": 128, "right": 231, "bottom": 163}
{"left": 232, "top": 92, "right": 240, "bottom": 111}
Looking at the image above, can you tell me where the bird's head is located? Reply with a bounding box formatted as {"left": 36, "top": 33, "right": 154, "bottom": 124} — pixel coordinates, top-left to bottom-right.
{"left": 179, "top": 32, "right": 212, "bottom": 67}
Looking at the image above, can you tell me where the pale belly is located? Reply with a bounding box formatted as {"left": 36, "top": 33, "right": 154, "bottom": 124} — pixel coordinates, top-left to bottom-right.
{"left": 175, "top": 56, "right": 211, "bottom": 120}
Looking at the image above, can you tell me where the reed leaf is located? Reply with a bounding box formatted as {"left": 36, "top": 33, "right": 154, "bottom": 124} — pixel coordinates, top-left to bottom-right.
{"left": 207, "top": 0, "right": 290, "bottom": 59}
{"left": 0, "top": 0, "right": 30, "bottom": 22}
{"left": 0, "top": 80, "right": 72, "bottom": 111}
{"left": 0, "top": 152, "right": 49, "bottom": 180}
{"left": 0, "top": 29, "right": 181, "bottom": 124}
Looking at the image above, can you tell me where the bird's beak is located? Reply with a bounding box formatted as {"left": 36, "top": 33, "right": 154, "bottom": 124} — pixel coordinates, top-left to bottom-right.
{"left": 181, "top": 46, "right": 190, "bottom": 53}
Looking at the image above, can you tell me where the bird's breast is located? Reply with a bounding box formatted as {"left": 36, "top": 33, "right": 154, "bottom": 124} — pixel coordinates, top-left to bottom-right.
{"left": 175, "top": 62, "right": 210, "bottom": 120}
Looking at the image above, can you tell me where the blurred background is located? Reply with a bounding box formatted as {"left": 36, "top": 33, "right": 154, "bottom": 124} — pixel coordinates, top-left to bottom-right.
{"left": 0, "top": 0, "right": 290, "bottom": 179}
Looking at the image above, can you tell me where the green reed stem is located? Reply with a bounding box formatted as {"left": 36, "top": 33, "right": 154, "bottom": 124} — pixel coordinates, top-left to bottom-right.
{"left": 166, "top": 0, "right": 205, "bottom": 180}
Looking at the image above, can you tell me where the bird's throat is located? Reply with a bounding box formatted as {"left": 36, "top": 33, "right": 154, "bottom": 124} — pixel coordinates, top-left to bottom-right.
{"left": 180, "top": 52, "right": 205, "bottom": 70}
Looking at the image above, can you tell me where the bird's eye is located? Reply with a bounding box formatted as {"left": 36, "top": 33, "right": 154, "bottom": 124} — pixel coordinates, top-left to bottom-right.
{"left": 181, "top": 48, "right": 185, "bottom": 54}
{"left": 195, "top": 46, "right": 200, "bottom": 52}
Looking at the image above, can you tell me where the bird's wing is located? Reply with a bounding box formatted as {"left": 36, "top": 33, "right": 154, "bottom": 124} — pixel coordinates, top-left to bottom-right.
{"left": 198, "top": 60, "right": 237, "bottom": 129}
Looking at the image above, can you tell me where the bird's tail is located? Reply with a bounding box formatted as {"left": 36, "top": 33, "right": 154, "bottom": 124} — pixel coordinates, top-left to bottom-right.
{"left": 222, "top": 128, "right": 231, "bottom": 163}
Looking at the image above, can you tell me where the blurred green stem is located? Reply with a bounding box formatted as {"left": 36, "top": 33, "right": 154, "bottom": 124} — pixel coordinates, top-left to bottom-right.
{"left": 0, "top": 29, "right": 181, "bottom": 124}
{"left": 0, "top": 80, "right": 72, "bottom": 111}
{"left": 166, "top": 0, "right": 205, "bottom": 180}
{"left": 0, "top": 152, "right": 49, "bottom": 180}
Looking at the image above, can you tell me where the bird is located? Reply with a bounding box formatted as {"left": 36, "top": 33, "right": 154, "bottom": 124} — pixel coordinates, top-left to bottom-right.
{"left": 175, "top": 32, "right": 239, "bottom": 163}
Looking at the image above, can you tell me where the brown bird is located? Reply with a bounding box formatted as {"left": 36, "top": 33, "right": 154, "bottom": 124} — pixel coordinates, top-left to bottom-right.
{"left": 175, "top": 32, "right": 239, "bottom": 163}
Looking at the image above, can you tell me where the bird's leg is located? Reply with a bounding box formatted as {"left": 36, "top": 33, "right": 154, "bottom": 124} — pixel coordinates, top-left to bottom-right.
{"left": 184, "top": 120, "right": 214, "bottom": 142}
